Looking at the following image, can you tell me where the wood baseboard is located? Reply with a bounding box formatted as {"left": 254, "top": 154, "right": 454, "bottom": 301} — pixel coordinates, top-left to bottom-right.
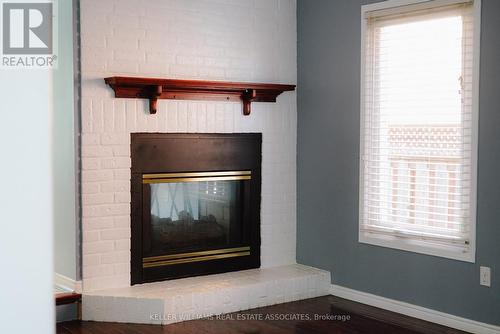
{"left": 55, "top": 273, "right": 82, "bottom": 293}
{"left": 330, "top": 284, "right": 500, "bottom": 334}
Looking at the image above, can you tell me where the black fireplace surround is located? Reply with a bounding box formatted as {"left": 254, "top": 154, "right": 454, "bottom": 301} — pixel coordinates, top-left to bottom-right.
{"left": 131, "top": 133, "right": 261, "bottom": 284}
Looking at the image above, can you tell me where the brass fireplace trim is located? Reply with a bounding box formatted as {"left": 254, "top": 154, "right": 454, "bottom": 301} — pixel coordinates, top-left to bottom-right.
{"left": 143, "top": 170, "right": 251, "bottom": 179}
{"left": 143, "top": 246, "right": 251, "bottom": 268}
{"left": 142, "top": 170, "right": 252, "bottom": 184}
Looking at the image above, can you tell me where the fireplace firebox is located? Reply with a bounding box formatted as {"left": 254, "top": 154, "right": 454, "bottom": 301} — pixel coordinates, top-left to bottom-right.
{"left": 131, "top": 133, "right": 261, "bottom": 284}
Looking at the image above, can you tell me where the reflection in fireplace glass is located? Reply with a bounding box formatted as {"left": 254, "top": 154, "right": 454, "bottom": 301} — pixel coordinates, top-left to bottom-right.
{"left": 149, "top": 180, "right": 244, "bottom": 253}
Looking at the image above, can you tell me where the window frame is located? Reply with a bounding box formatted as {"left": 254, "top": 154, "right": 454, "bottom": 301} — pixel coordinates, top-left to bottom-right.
{"left": 358, "top": 0, "right": 481, "bottom": 262}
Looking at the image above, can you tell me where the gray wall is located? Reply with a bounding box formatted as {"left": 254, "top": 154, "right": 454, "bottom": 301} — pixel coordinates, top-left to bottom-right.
{"left": 53, "top": 0, "right": 77, "bottom": 280}
{"left": 297, "top": 0, "right": 500, "bottom": 326}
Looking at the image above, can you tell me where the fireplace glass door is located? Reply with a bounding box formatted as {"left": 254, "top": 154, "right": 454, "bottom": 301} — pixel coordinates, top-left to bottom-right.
{"left": 142, "top": 171, "right": 251, "bottom": 268}
{"left": 131, "top": 133, "right": 261, "bottom": 284}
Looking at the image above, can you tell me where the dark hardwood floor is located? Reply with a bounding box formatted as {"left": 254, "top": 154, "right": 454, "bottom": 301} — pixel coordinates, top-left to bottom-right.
{"left": 57, "top": 295, "right": 469, "bottom": 334}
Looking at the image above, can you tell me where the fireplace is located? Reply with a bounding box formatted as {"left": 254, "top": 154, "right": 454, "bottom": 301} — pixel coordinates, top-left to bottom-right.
{"left": 131, "top": 133, "right": 261, "bottom": 284}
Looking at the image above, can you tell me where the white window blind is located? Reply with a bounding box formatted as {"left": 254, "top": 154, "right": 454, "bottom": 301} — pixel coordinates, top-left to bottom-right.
{"left": 360, "top": 0, "right": 479, "bottom": 260}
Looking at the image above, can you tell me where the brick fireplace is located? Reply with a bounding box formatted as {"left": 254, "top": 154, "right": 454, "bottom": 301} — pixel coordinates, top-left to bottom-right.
{"left": 130, "top": 133, "right": 262, "bottom": 283}
{"left": 79, "top": 0, "right": 331, "bottom": 324}
{"left": 81, "top": 0, "right": 298, "bottom": 293}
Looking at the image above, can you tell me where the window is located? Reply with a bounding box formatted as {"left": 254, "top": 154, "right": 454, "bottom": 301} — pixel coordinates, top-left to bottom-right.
{"left": 359, "top": 0, "right": 480, "bottom": 261}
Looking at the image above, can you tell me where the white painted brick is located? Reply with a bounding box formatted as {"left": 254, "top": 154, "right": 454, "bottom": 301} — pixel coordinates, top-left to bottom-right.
{"left": 112, "top": 1, "right": 146, "bottom": 17}
{"left": 100, "top": 228, "right": 129, "bottom": 241}
{"left": 81, "top": 46, "right": 108, "bottom": 71}
{"left": 101, "top": 157, "right": 131, "bottom": 169}
{"left": 206, "top": 104, "right": 216, "bottom": 131}
{"left": 83, "top": 241, "right": 114, "bottom": 255}
{"left": 82, "top": 133, "right": 100, "bottom": 145}
{"left": 83, "top": 275, "right": 129, "bottom": 293}
{"left": 114, "top": 216, "right": 129, "bottom": 228}
{"left": 115, "top": 239, "right": 131, "bottom": 251}
{"left": 138, "top": 38, "right": 175, "bottom": 53}
{"left": 101, "top": 133, "right": 129, "bottom": 146}
{"left": 157, "top": 104, "right": 168, "bottom": 131}
{"left": 113, "top": 101, "right": 127, "bottom": 132}
{"left": 81, "top": 0, "right": 113, "bottom": 14}
{"left": 113, "top": 263, "right": 130, "bottom": 276}
{"left": 112, "top": 145, "right": 130, "bottom": 157}
{"left": 99, "top": 204, "right": 130, "bottom": 217}
{"left": 84, "top": 230, "right": 100, "bottom": 243}
{"left": 107, "top": 59, "right": 139, "bottom": 73}
{"left": 177, "top": 102, "right": 191, "bottom": 130}
{"left": 145, "top": 51, "right": 175, "bottom": 64}
{"left": 83, "top": 264, "right": 115, "bottom": 279}
{"left": 112, "top": 47, "right": 146, "bottom": 62}
{"left": 83, "top": 254, "right": 100, "bottom": 266}
{"left": 146, "top": 111, "right": 159, "bottom": 131}
{"left": 82, "top": 170, "right": 114, "bottom": 182}
{"left": 82, "top": 206, "right": 99, "bottom": 218}
{"left": 83, "top": 204, "right": 129, "bottom": 218}
{"left": 91, "top": 99, "right": 104, "bottom": 133}
{"left": 80, "top": 0, "right": 297, "bottom": 292}
{"left": 139, "top": 61, "right": 169, "bottom": 77}
{"left": 113, "top": 169, "right": 130, "bottom": 181}
{"left": 170, "top": 64, "right": 199, "bottom": 78}
{"left": 176, "top": 55, "right": 202, "bottom": 66}
{"left": 83, "top": 45, "right": 112, "bottom": 62}
{"left": 100, "top": 181, "right": 129, "bottom": 193}
{"left": 103, "top": 100, "right": 114, "bottom": 131}
{"left": 187, "top": 103, "right": 197, "bottom": 132}
{"left": 82, "top": 182, "right": 100, "bottom": 194}
{"left": 135, "top": 112, "right": 149, "bottom": 132}
{"left": 83, "top": 193, "right": 114, "bottom": 205}
{"left": 166, "top": 102, "right": 178, "bottom": 132}
{"left": 108, "top": 14, "right": 142, "bottom": 30}
{"left": 106, "top": 36, "right": 140, "bottom": 51}
{"left": 84, "top": 217, "right": 114, "bottom": 231}
{"left": 100, "top": 251, "right": 129, "bottom": 265}
{"left": 199, "top": 67, "right": 225, "bottom": 79}
{"left": 114, "top": 192, "right": 130, "bottom": 203}
{"left": 82, "top": 146, "right": 113, "bottom": 157}
{"left": 82, "top": 158, "right": 101, "bottom": 170}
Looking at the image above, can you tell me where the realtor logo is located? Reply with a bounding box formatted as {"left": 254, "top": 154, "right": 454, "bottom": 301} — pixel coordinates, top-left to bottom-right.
{"left": 3, "top": 3, "right": 52, "bottom": 54}
{"left": 1, "top": 1, "right": 56, "bottom": 68}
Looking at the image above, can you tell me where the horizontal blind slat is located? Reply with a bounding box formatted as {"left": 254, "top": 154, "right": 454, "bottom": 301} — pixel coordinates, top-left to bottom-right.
{"left": 360, "top": 225, "right": 469, "bottom": 244}
{"left": 365, "top": 204, "right": 466, "bottom": 220}
{"left": 365, "top": 185, "right": 470, "bottom": 197}
{"left": 365, "top": 191, "right": 468, "bottom": 205}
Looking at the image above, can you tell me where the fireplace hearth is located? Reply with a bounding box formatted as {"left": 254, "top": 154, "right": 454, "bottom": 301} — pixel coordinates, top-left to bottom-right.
{"left": 131, "top": 133, "right": 261, "bottom": 284}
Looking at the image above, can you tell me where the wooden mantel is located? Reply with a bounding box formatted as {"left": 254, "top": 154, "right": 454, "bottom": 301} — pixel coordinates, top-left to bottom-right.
{"left": 104, "top": 76, "right": 296, "bottom": 115}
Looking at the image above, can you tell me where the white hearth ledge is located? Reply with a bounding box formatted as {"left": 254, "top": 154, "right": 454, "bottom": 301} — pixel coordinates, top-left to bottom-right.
{"left": 83, "top": 264, "right": 330, "bottom": 325}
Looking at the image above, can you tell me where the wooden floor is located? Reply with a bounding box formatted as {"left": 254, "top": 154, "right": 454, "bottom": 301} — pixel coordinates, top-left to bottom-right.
{"left": 57, "top": 295, "right": 469, "bottom": 334}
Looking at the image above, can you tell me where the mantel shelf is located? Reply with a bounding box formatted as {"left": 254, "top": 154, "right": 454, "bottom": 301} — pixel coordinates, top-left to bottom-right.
{"left": 104, "top": 76, "right": 296, "bottom": 115}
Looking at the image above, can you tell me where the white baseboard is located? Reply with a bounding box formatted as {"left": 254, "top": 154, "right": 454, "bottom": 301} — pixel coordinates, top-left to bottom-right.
{"left": 55, "top": 273, "right": 82, "bottom": 293}
{"left": 330, "top": 284, "right": 500, "bottom": 334}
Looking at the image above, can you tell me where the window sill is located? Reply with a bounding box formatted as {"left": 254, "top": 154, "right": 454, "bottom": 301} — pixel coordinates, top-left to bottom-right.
{"left": 359, "top": 231, "right": 475, "bottom": 263}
